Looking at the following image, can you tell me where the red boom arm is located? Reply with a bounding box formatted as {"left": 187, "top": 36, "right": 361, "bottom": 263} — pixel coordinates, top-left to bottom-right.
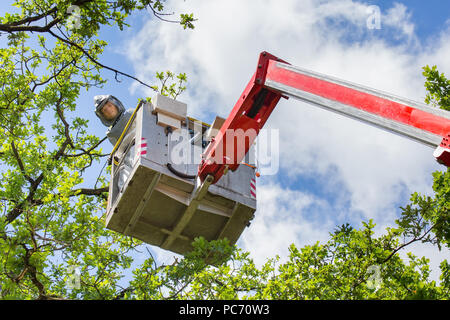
{"left": 198, "top": 51, "right": 450, "bottom": 184}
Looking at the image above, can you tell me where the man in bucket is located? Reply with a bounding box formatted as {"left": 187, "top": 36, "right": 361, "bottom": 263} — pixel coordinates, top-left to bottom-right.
{"left": 94, "top": 95, "right": 135, "bottom": 192}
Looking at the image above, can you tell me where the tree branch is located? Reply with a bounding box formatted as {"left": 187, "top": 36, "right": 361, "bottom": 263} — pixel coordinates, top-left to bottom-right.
{"left": 0, "top": 17, "right": 61, "bottom": 33}
{"left": 48, "top": 29, "right": 156, "bottom": 91}
{"left": 381, "top": 224, "right": 436, "bottom": 264}
{"left": 69, "top": 187, "right": 108, "bottom": 197}
{"left": 6, "top": 94, "right": 81, "bottom": 224}
{"left": 0, "top": 0, "right": 93, "bottom": 33}
{"left": 5, "top": 172, "right": 43, "bottom": 224}
{"left": 5, "top": 185, "right": 108, "bottom": 224}
{"left": 55, "top": 94, "right": 75, "bottom": 150}
{"left": 5, "top": 6, "right": 58, "bottom": 27}
{"left": 64, "top": 136, "right": 107, "bottom": 158}
{"left": 10, "top": 141, "right": 34, "bottom": 184}
{"left": 0, "top": 1, "right": 156, "bottom": 91}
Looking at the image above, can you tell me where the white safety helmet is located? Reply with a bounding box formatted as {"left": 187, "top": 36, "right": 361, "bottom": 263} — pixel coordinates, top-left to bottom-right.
{"left": 94, "top": 95, "right": 125, "bottom": 127}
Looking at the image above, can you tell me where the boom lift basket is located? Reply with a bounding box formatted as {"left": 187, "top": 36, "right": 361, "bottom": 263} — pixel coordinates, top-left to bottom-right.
{"left": 105, "top": 96, "right": 257, "bottom": 255}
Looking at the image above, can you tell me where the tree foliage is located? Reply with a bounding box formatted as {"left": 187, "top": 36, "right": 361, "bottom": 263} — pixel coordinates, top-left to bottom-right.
{"left": 126, "top": 169, "right": 450, "bottom": 300}
{"left": 423, "top": 65, "right": 450, "bottom": 111}
{"left": 0, "top": 0, "right": 449, "bottom": 300}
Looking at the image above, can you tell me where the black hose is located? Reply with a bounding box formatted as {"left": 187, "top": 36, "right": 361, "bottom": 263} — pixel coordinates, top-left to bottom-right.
{"left": 166, "top": 163, "right": 196, "bottom": 179}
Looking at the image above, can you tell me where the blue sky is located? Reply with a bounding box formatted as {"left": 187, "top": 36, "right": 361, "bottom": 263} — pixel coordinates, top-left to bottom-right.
{"left": 1, "top": 0, "right": 450, "bottom": 284}
{"left": 376, "top": 0, "right": 450, "bottom": 39}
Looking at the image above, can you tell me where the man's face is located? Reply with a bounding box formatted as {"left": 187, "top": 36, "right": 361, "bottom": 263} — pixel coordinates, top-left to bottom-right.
{"left": 101, "top": 101, "right": 119, "bottom": 121}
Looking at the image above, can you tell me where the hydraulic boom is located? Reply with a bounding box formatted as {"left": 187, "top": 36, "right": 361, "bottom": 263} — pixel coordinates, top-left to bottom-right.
{"left": 198, "top": 51, "right": 450, "bottom": 184}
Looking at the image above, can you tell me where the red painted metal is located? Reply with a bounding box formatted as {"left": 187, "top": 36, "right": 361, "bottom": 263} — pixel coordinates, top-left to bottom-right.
{"left": 435, "top": 134, "right": 450, "bottom": 166}
{"left": 198, "top": 51, "right": 450, "bottom": 184}
{"left": 265, "top": 60, "right": 450, "bottom": 138}
{"left": 198, "top": 52, "right": 287, "bottom": 184}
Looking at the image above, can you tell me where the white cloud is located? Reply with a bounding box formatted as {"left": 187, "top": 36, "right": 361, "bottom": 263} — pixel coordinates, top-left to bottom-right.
{"left": 123, "top": 0, "right": 450, "bottom": 281}
{"left": 384, "top": 2, "right": 416, "bottom": 39}
{"left": 238, "top": 181, "right": 333, "bottom": 266}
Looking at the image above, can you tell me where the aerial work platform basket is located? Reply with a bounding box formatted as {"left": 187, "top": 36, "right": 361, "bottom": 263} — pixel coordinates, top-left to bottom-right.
{"left": 105, "top": 51, "right": 450, "bottom": 256}
{"left": 105, "top": 95, "right": 257, "bottom": 255}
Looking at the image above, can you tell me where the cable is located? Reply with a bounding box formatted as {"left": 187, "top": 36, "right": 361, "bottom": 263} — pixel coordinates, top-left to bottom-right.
{"left": 94, "top": 158, "right": 109, "bottom": 189}
{"left": 165, "top": 127, "right": 197, "bottom": 180}
{"left": 166, "top": 163, "right": 196, "bottom": 180}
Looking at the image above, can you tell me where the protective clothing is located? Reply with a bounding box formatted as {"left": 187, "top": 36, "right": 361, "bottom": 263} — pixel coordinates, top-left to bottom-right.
{"left": 105, "top": 108, "right": 134, "bottom": 146}
{"left": 94, "top": 95, "right": 136, "bottom": 193}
